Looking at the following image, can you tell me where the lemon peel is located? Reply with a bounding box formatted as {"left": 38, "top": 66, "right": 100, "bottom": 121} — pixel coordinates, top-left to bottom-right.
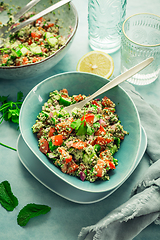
{"left": 76, "top": 51, "right": 114, "bottom": 79}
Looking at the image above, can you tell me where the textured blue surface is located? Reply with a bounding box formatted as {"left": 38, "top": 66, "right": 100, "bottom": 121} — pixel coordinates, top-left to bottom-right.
{"left": 0, "top": 0, "right": 160, "bottom": 239}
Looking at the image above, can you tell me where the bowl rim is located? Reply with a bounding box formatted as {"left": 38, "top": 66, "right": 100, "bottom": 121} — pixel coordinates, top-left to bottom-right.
{"left": 0, "top": 1, "right": 78, "bottom": 69}
{"left": 19, "top": 71, "right": 142, "bottom": 193}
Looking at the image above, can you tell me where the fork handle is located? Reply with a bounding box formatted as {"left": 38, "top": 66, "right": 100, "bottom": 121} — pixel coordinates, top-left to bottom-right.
{"left": 84, "top": 57, "right": 154, "bottom": 104}
{"left": 13, "top": 0, "right": 41, "bottom": 22}
{"left": 10, "top": 0, "right": 71, "bottom": 34}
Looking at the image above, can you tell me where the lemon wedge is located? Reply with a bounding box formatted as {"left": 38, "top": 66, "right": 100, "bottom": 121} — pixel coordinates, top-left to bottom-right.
{"left": 76, "top": 51, "right": 114, "bottom": 79}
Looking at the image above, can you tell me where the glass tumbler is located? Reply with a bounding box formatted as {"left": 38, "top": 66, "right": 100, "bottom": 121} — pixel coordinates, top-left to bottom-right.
{"left": 121, "top": 13, "right": 160, "bottom": 85}
{"left": 88, "top": 0, "right": 127, "bottom": 53}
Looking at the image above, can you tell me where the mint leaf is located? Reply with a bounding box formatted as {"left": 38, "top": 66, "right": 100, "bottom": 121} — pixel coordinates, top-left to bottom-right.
{"left": 0, "top": 181, "right": 18, "bottom": 211}
{"left": 17, "top": 91, "right": 23, "bottom": 102}
{"left": 71, "top": 119, "right": 87, "bottom": 136}
{"left": 70, "top": 119, "right": 81, "bottom": 130}
{"left": 86, "top": 123, "right": 94, "bottom": 135}
{"left": 76, "top": 121, "right": 87, "bottom": 136}
{"left": 0, "top": 95, "right": 8, "bottom": 103}
{"left": 0, "top": 92, "right": 23, "bottom": 125}
{"left": 17, "top": 203, "right": 51, "bottom": 226}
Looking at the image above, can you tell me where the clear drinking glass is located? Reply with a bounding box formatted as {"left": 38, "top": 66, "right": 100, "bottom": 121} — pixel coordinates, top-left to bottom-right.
{"left": 121, "top": 13, "right": 160, "bottom": 85}
{"left": 88, "top": 0, "right": 127, "bottom": 53}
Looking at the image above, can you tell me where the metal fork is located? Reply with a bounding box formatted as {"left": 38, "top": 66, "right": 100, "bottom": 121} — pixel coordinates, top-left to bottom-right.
{"left": 64, "top": 57, "right": 154, "bottom": 116}
{"left": 0, "top": 0, "right": 71, "bottom": 47}
{"left": 0, "top": 0, "right": 40, "bottom": 42}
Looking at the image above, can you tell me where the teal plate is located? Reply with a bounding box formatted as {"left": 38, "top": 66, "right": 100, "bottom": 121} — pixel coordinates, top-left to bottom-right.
{"left": 19, "top": 72, "right": 141, "bottom": 193}
{"left": 17, "top": 126, "right": 146, "bottom": 204}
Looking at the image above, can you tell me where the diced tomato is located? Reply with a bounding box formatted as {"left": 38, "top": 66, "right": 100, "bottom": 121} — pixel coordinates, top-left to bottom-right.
{"left": 72, "top": 140, "right": 87, "bottom": 150}
{"left": 100, "top": 150, "right": 116, "bottom": 169}
{"left": 2, "top": 54, "right": 9, "bottom": 64}
{"left": 106, "top": 160, "right": 116, "bottom": 169}
{"left": 51, "top": 134, "right": 63, "bottom": 146}
{"left": 92, "top": 136, "right": 112, "bottom": 147}
{"left": 28, "top": 38, "right": 33, "bottom": 45}
{"left": 81, "top": 114, "right": 94, "bottom": 126}
{"left": 95, "top": 159, "right": 104, "bottom": 177}
{"left": 92, "top": 100, "right": 100, "bottom": 107}
{"left": 16, "top": 56, "right": 29, "bottom": 65}
{"left": 95, "top": 125, "right": 106, "bottom": 136}
{"left": 99, "top": 150, "right": 109, "bottom": 159}
{"left": 32, "top": 57, "right": 38, "bottom": 63}
{"left": 46, "top": 23, "right": 54, "bottom": 28}
{"left": 61, "top": 94, "right": 68, "bottom": 98}
{"left": 48, "top": 127, "right": 56, "bottom": 137}
{"left": 41, "top": 47, "right": 47, "bottom": 53}
{"left": 22, "top": 57, "right": 28, "bottom": 65}
{"left": 39, "top": 138, "right": 48, "bottom": 154}
{"left": 31, "top": 32, "right": 42, "bottom": 41}
{"left": 58, "top": 147, "right": 65, "bottom": 155}
{"left": 60, "top": 89, "right": 68, "bottom": 94}
{"left": 58, "top": 147, "right": 72, "bottom": 163}
{"left": 32, "top": 57, "right": 44, "bottom": 63}
{"left": 65, "top": 155, "right": 72, "bottom": 163}
{"left": 106, "top": 138, "right": 112, "bottom": 143}
{"left": 74, "top": 94, "right": 84, "bottom": 102}
{"left": 95, "top": 136, "right": 106, "bottom": 146}
{"left": 37, "top": 128, "right": 43, "bottom": 139}
{"left": 101, "top": 96, "right": 113, "bottom": 107}
{"left": 36, "top": 17, "right": 45, "bottom": 25}
{"left": 67, "top": 162, "right": 79, "bottom": 174}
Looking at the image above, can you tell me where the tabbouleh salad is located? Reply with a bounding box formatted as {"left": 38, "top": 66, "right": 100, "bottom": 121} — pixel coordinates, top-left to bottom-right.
{"left": 32, "top": 89, "right": 128, "bottom": 182}
{"left": 0, "top": 7, "right": 70, "bottom": 66}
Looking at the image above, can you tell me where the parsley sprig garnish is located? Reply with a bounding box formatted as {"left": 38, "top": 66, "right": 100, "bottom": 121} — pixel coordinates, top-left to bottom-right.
{"left": 0, "top": 91, "right": 23, "bottom": 124}
{"left": 0, "top": 91, "right": 24, "bottom": 151}
{"left": 71, "top": 118, "right": 94, "bottom": 136}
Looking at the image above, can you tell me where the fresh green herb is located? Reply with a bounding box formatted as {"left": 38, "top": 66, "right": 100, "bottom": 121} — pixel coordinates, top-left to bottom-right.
{"left": 94, "top": 144, "right": 101, "bottom": 153}
{"left": 0, "top": 91, "right": 23, "bottom": 124}
{"left": 109, "top": 144, "right": 118, "bottom": 155}
{"left": 49, "top": 140, "right": 58, "bottom": 151}
{"left": 17, "top": 203, "right": 51, "bottom": 226}
{"left": 93, "top": 122, "right": 100, "bottom": 128}
{"left": 86, "top": 123, "right": 94, "bottom": 135}
{"left": 114, "top": 137, "right": 121, "bottom": 148}
{"left": 0, "top": 180, "right": 18, "bottom": 211}
{"left": 0, "top": 142, "right": 16, "bottom": 151}
{"left": 70, "top": 119, "right": 81, "bottom": 130}
{"left": 71, "top": 119, "right": 94, "bottom": 136}
{"left": 76, "top": 121, "right": 87, "bottom": 136}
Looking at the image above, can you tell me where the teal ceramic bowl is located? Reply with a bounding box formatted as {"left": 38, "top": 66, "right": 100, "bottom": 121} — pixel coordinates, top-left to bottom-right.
{"left": 0, "top": 0, "right": 78, "bottom": 80}
{"left": 19, "top": 72, "right": 141, "bottom": 193}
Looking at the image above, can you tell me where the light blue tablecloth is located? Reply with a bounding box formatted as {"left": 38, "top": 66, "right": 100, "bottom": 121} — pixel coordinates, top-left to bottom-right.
{"left": 0, "top": 0, "right": 160, "bottom": 239}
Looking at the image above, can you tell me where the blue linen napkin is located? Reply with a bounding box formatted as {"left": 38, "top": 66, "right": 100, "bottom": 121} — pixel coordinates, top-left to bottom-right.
{"left": 78, "top": 82, "right": 160, "bottom": 240}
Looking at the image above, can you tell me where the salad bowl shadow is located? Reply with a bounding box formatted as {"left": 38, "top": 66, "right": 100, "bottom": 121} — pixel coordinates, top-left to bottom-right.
{"left": 0, "top": 0, "right": 78, "bottom": 80}
{"left": 19, "top": 71, "right": 141, "bottom": 193}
